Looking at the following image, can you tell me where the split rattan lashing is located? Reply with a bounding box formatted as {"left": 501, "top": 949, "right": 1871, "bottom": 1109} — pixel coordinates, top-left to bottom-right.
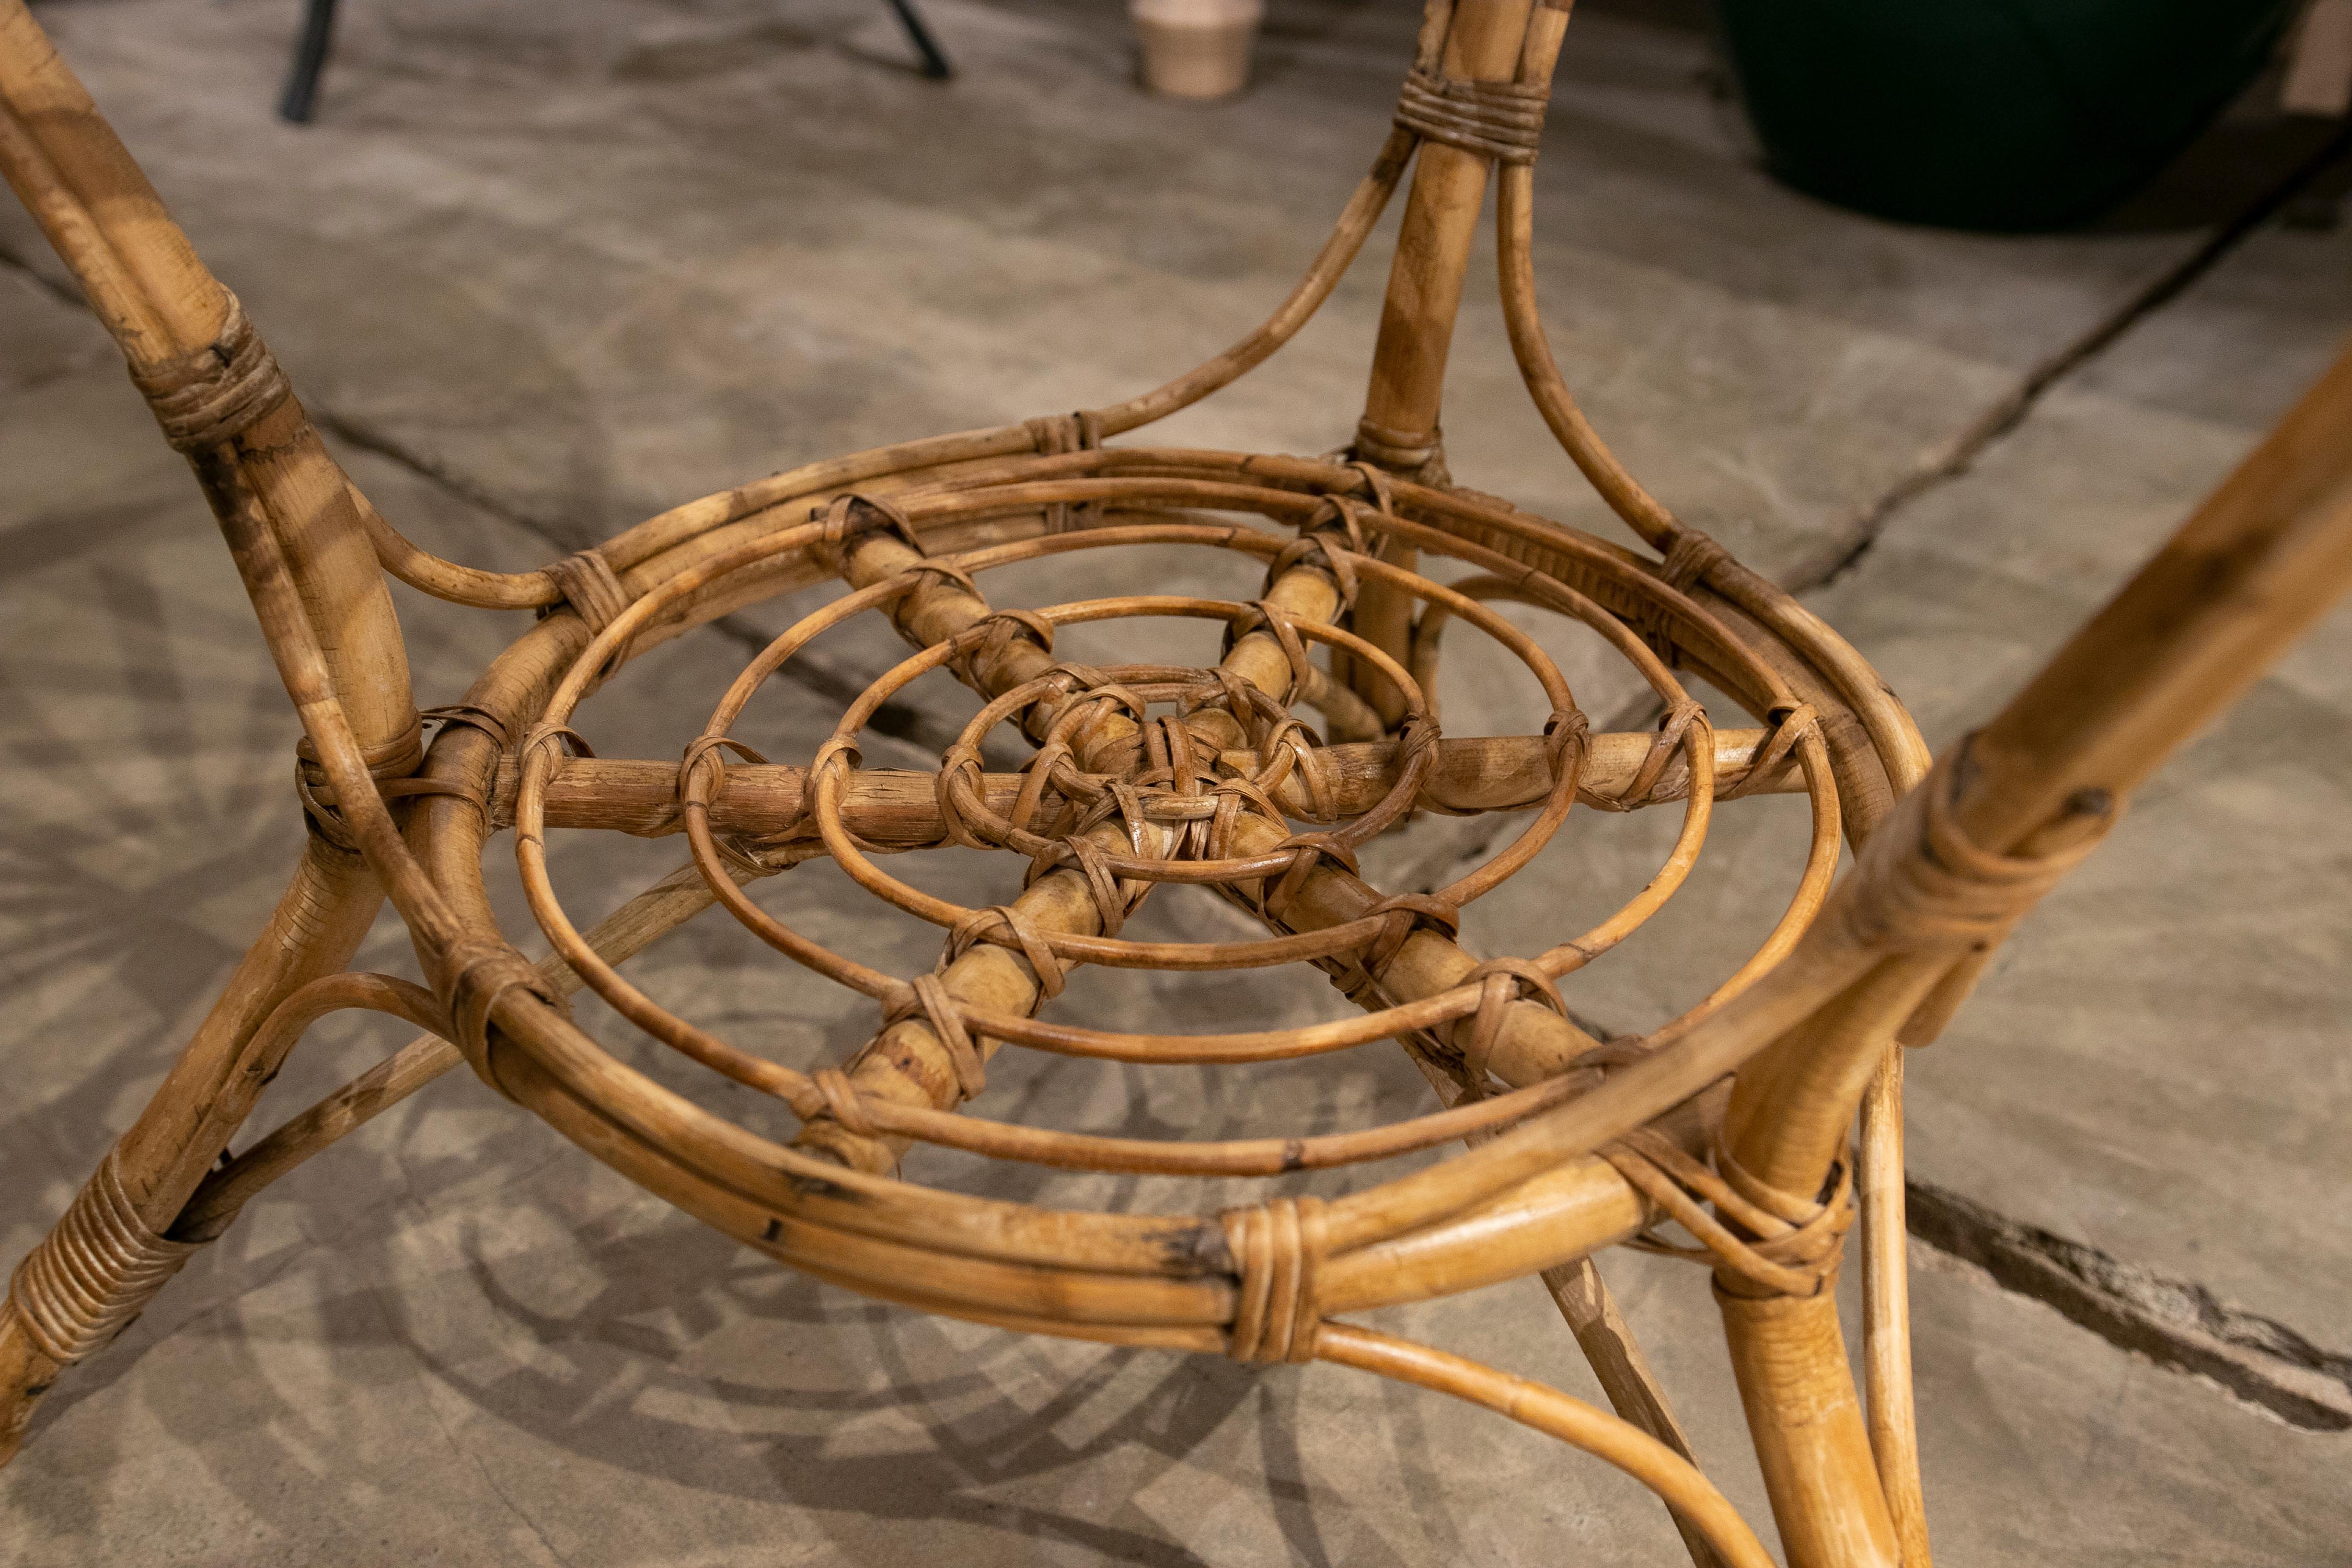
{"left": 5, "top": 2, "right": 2350, "bottom": 1562}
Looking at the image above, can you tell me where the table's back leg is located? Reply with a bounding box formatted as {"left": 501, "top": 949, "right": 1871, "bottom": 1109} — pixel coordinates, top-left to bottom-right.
{"left": 278, "top": 0, "right": 339, "bottom": 122}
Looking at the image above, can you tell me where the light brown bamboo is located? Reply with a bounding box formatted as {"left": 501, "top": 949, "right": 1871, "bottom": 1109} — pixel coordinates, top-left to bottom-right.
{"left": 1718, "top": 1286, "right": 1899, "bottom": 1568}
{"left": 1361, "top": 0, "right": 1537, "bottom": 457}
{"left": 490, "top": 724, "right": 1792, "bottom": 841}
{"left": 0, "top": 1, "right": 416, "bottom": 764}
{"left": 1345, "top": 0, "right": 1537, "bottom": 714}
{"left": 175, "top": 859, "right": 761, "bottom": 1239}
{"left": 36, "top": 9, "right": 2345, "bottom": 1563}
{"left": 1320, "top": 1323, "right": 1776, "bottom": 1568}
{"left": 792, "top": 523, "right": 1348, "bottom": 1171}
{"left": 1859, "top": 1048, "right": 1930, "bottom": 1566}
{"left": 1402, "top": 1044, "right": 1726, "bottom": 1568}
{"left": 1958, "top": 339, "right": 2352, "bottom": 856}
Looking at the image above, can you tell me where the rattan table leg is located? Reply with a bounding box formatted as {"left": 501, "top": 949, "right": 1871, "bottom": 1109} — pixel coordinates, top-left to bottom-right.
{"left": 0, "top": 835, "right": 382, "bottom": 1464}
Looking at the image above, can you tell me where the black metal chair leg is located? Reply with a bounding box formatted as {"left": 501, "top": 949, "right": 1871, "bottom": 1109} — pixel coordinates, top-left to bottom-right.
{"left": 883, "top": 0, "right": 954, "bottom": 80}
{"left": 279, "top": 0, "right": 340, "bottom": 123}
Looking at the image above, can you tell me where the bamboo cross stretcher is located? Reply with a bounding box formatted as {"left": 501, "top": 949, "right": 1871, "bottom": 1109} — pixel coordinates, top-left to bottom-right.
{"left": 4, "top": 2, "right": 2350, "bottom": 1563}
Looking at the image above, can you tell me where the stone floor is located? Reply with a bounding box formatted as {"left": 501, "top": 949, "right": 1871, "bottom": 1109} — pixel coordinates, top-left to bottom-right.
{"left": 3, "top": 0, "right": 2349, "bottom": 1563}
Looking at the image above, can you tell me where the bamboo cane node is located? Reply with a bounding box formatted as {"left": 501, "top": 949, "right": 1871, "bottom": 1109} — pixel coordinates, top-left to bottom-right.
{"left": 6, "top": 1146, "right": 200, "bottom": 1365}
{"left": 126, "top": 291, "right": 293, "bottom": 453}
{"left": 1351, "top": 416, "right": 1444, "bottom": 475}
{"left": 1394, "top": 67, "right": 1550, "bottom": 165}
{"left": 1220, "top": 1195, "right": 1328, "bottom": 1363}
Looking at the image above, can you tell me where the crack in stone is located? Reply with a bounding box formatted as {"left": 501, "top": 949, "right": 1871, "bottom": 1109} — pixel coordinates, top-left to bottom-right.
{"left": 1809, "top": 117, "right": 2352, "bottom": 595}
{"left": 1907, "top": 1179, "right": 2352, "bottom": 1433}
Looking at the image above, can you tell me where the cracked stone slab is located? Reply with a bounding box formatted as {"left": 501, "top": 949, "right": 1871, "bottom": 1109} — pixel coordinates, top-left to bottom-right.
{"left": 4, "top": 0, "right": 2348, "bottom": 1560}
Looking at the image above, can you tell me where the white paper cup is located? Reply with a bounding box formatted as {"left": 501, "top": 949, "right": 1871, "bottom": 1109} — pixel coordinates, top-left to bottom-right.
{"left": 1132, "top": 0, "right": 1264, "bottom": 100}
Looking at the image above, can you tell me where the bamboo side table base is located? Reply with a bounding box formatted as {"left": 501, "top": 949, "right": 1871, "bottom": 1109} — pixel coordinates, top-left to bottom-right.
{"left": 5, "top": 3, "right": 2351, "bottom": 1564}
